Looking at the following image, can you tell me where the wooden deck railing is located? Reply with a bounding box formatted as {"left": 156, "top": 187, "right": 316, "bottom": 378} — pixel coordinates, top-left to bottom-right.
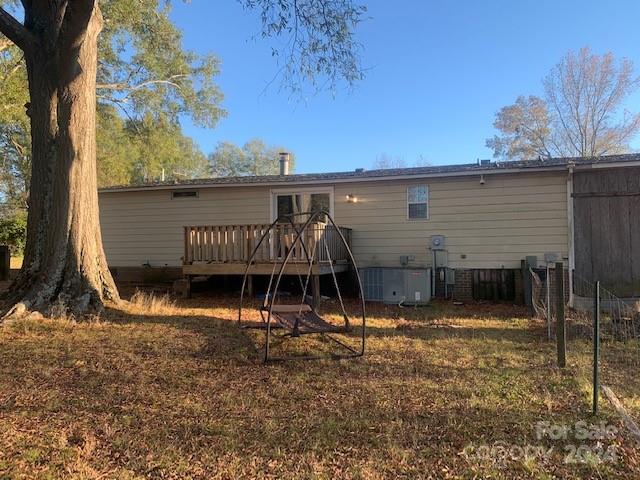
{"left": 183, "top": 222, "right": 352, "bottom": 264}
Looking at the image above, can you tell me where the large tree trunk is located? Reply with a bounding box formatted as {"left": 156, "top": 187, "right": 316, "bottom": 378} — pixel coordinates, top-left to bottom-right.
{"left": 3, "top": 4, "right": 119, "bottom": 318}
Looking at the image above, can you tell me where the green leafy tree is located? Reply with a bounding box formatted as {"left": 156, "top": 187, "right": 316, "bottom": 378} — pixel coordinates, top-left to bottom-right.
{"left": 0, "top": 210, "right": 27, "bottom": 255}
{"left": 95, "top": 105, "right": 137, "bottom": 187}
{"left": 0, "top": 0, "right": 223, "bottom": 205}
{"left": 96, "top": 106, "right": 209, "bottom": 187}
{"left": 0, "top": 123, "right": 30, "bottom": 210}
{"left": 210, "top": 139, "right": 296, "bottom": 177}
{"left": 127, "top": 114, "right": 209, "bottom": 184}
{"left": 0, "top": 36, "right": 30, "bottom": 210}
{"left": 0, "top": 0, "right": 365, "bottom": 317}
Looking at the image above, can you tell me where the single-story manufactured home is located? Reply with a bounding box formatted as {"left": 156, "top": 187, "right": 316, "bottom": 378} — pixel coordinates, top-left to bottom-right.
{"left": 98, "top": 153, "right": 640, "bottom": 301}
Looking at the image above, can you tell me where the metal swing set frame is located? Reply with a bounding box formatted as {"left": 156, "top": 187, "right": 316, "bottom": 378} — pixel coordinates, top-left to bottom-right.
{"left": 238, "top": 210, "right": 366, "bottom": 363}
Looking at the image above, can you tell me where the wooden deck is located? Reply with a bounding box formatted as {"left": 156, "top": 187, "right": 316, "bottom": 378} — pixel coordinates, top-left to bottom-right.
{"left": 182, "top": 222, "right": 352, "bottom": 276}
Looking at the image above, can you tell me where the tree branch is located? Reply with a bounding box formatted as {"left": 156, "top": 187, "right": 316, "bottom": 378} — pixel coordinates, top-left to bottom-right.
{"left": 96, "top": 76, "right": 187, "bottom": 94}
{"left": 58, "top": 0, "right": 96, "bottom": 51}
{"left": 56, "top": 0, "right": 98, "bottom": 82}
{"left": 0, "top": 7, "right": 37, "bottom": 53}
{"left": 1, "top": 55, "right": 24, "bottom": 83}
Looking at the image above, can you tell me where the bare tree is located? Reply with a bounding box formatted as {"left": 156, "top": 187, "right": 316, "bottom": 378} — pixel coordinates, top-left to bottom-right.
{"left": 488, "top": 48, "right": 640, "bottom": 160}
{"left": 486, "top": 96, "right": 553, "bottom": 160}
{"left": 372, "top": 153, "right": 430, "bottom": 169}
{"left": 372, "top": 153, "right": 407, "bottom": 169}
{"left": 545, "top": 47, "right": 640, "bottom": 157}
{"left": 0, "top": 1, "right": 365, "bottom": 319}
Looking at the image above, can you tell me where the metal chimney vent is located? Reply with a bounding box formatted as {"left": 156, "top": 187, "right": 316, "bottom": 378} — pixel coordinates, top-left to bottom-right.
{"left": 279, "top": 152, "right": 290, "bottom": 176}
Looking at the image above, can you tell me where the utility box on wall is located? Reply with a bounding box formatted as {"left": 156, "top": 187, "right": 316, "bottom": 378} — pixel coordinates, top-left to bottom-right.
{"left": 361, "top": 267, "right": 431, "bottom": 305}
{"left": 430, "top": 235, "right": 445, "bottom": 251}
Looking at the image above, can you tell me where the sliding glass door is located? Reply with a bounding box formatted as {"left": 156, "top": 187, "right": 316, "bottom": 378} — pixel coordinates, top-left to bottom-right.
{"left": 272, "top": 188, "right": 333, "bottom": 222}
{"left": 270, "top": 188, "right": 334, "bottom": 259}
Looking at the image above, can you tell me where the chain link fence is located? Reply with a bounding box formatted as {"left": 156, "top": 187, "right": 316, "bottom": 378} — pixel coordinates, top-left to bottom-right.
{"left": 530, "top": 267, "right": 640, "bottom": 421}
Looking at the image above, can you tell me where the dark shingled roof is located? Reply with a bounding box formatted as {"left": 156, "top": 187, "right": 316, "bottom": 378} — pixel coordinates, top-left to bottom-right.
{"left": 100, "top": 153, "right": 640, "bottom": 191}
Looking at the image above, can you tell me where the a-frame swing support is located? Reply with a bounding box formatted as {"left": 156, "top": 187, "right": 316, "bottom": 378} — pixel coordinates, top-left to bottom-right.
{"left": 238, "top": 210, "right": 366, "bottom": 363}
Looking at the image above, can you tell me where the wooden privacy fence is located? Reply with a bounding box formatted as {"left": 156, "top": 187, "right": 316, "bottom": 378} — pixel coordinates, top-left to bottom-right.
{"left": 183, "top": 223, "right": 352, "bottom": 265}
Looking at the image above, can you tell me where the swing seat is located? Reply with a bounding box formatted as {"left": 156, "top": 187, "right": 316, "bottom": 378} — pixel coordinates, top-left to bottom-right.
{"left": 238, "top": 209, "right": 365, "bottom": 362}
{"left": 262, "top": 304, "right": 350, "bottom": 336}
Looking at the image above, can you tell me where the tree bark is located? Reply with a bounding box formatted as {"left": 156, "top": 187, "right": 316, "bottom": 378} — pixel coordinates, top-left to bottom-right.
{"left": 2, "top": 4, "right": 119, "bottom": 318}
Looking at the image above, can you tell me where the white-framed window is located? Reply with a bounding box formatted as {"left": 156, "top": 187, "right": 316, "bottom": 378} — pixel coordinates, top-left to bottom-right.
{"left": 407, "top": 185, "right": 429, "bottom": 220}
{"left": 270, "top": 187, "right": 334, "bottom": 222}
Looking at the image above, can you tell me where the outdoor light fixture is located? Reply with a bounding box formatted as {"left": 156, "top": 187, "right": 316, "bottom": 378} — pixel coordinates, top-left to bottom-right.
{"left": 346, "top": 194, "right": 358, "bottom": 203}
{"left": 479, "top": 174, "right": 485, "bottom": 185}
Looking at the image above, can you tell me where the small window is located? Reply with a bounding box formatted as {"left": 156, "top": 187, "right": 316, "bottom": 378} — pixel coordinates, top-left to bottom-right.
{"left": 407, "top": 185, "right": 428, "bottom": 219}
{"left": 172, "top": 190, "right": 198, "bottom": 199}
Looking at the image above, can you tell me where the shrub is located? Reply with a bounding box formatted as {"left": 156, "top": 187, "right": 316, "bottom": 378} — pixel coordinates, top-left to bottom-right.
{"left": 0, "top": 211, "right": 27, "bottom": 256}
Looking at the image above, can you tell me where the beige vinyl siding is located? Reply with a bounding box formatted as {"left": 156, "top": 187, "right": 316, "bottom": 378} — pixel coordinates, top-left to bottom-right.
{"left": 99, "top": 170, "right": 569, "bottom": 270}
{"left": 99, "top": 187, "right": 271, "bottom": 267}
{"left": 334, "top": 171, "right": 568, "bottom": 269}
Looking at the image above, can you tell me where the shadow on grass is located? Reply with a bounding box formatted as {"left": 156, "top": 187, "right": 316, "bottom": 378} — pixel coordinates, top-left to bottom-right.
{"left": 363, "top": 323, "right": 535, "bottom": 343}
{"left": 172, "top": 290, "right": 530, "bottom": 321}
{"left": 103, "top": 306, "right": 262, "bottom": 364}
{"left": 3, "top": 296, "right": 636, "bottom": 478}
{"left": 102, "top": 292, "right": 535, "bottom": 364}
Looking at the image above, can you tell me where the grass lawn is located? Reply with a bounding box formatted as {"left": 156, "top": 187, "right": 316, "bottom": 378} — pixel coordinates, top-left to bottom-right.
{"left": 0, "top": 290, "right": 638, "bottom": 479}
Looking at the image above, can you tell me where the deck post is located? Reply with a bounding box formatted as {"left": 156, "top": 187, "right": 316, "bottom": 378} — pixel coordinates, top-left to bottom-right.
{"left": 185, "top": 275, "right": 192, "bottom": 299}
{"left": 312, "top": 275, "right": 321, "bottom": 309}
{"left": 247, "top": 275, "right": 254, "bottom": 297}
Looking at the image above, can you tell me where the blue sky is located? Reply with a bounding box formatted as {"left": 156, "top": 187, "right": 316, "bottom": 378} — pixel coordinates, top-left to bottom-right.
{"left": 170, "top": 0, "right": 640, "bottom": 173}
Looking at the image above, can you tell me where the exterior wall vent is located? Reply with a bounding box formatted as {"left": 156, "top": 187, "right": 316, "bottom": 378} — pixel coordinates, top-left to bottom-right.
{"left": 172, "top": 191, "right": 198, "bottom": 199}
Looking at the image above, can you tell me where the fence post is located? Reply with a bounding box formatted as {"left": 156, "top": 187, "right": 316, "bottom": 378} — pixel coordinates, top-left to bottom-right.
{"left": 555, "top": 262, "right": 566, "bottom": 368}
{"left": 0, "top": 245, "right": 9, "bottom": 281}
{"left": 546, "top": 264, "right": 551, "bottom": 340}
{"left": 593, "top": 281, "right": 600, "bottom": 415}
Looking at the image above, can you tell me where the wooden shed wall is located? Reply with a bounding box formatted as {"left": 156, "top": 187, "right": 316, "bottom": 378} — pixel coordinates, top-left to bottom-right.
{"left": 573, "top": 167, "right": 640, "bottom": 297}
